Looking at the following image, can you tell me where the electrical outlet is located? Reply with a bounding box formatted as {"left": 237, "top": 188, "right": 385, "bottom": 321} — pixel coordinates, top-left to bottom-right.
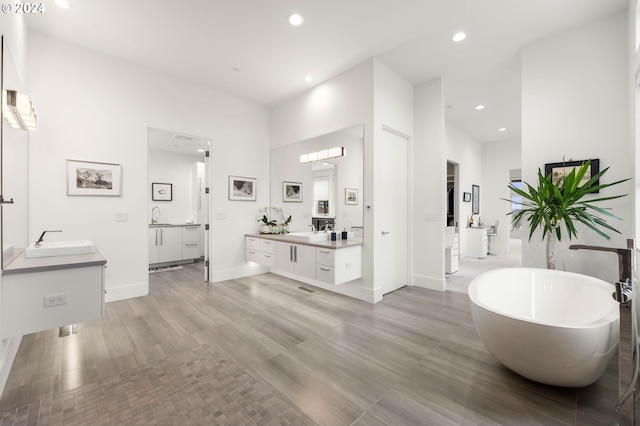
{"left": 44, "top": 293, "right": 68, "bottom": 307}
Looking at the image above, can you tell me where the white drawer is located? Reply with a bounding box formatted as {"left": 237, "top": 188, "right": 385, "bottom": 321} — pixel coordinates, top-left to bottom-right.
{"left": 260, "top": 252, "right": 276, "bottom": 267}
{"left": 316, "top": 264, "right": 335, "bottom": 284}
{"left": 315, "top": 247, "right": 334, "bottom": 266}
{"left": 246, "top": 237, "right": 259, "bottom": 250}
{"left": 246, "top": 249, "right": 259, "bottom": 263}
{"left": 183, "top": 242, "right": 200, "bottom": 260}
{"left": 259, "top": 239, "right": 276, "bottom": 254}
{"left": 183, "top": 226, "right": 200, "bottom": 243}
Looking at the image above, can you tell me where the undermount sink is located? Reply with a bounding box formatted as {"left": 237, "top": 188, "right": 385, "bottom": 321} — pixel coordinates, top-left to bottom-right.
{"left": 24, "top": 240, "right": 96, "bottom": 258}
{"left": 286, "top": 232, "right": 330, "bottom": 242}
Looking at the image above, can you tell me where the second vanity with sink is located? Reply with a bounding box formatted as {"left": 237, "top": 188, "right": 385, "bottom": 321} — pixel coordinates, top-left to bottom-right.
{"left": 246, "top": 232, "right": 362, "bottom": 286}
{"left": 2, "top": 246, "right": 106, "bottom": 338}
{"left": 149, "top": 223, "right": 201, "bottom": 267}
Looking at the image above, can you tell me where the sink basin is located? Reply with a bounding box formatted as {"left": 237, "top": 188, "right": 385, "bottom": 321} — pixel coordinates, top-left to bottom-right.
{"left": 24, "top": 240, "right": 96, "bottom": 258}
{"left": 286, "top": 232, "right": 330, "bottom": 242}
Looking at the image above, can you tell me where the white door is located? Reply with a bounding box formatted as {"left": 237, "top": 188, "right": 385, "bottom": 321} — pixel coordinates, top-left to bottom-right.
{"left": 379, "top": 128, "right": 409, "bottom": 294}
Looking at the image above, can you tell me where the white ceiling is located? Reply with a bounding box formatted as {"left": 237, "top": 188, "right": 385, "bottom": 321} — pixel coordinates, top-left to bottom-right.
{"left": 26, "top": 0, "right": 628, "bottom": 143}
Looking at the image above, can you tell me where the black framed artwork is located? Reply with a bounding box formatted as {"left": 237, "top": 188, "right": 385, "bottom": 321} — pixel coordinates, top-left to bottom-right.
{"left": 544, "top": 159, "right": 600, "bottom": 192}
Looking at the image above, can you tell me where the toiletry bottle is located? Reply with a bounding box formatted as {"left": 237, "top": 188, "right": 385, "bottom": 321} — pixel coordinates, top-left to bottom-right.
{"left": 342, "top": 228, "right": 348, "bottom": 240}
{"left": 469, "top": 213, "right": 474, "bottom": 227}
{"left": 331, "top": 231, "right": 337, "bottom": 241}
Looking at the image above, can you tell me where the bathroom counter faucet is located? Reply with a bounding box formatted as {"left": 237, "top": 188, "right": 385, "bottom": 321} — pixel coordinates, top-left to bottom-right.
{"left": 35, "top": 230, "right": 62, "bottom": 246}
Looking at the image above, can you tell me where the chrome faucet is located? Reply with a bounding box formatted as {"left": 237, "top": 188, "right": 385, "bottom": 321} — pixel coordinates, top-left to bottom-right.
{"left": 35, "top": 230, "right": 62, "bottom": 246}
{"left": 151, "top": 207, "right": 161, "bottom": 224}
{"left": 321, "top": 223, "right": 334, "bottom": 232}
{"left": 569, "top": 241, "right": 634, "bottom": 285}
{"left": 309, "top": 224, "right": 316, "bottom": 234}
{"left": 570, "top": 239, "right": 637, "bottom": 422}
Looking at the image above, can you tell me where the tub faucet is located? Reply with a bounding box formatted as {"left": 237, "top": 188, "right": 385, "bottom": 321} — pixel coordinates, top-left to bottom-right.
{"left": 571, "top": 239, "right": 638, "bottom": 422}
{"left": 35, "top": 230, "right": 62, "bottom": 246}
{"left": 569, "top": 240, "right": 634, "bottom": 285}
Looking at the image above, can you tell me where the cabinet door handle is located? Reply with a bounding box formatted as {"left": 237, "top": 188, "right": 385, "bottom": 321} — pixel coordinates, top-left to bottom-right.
{"left": 320, "top": 249, "right": 330, "bottom": 254}
{"left": 155, "top": 229, "right": 158, "bottom": 246}
{"left": 382, "top": 231, "right": 390, "bottom": 235}
{"left": 294, "top": 246, "right": 297, "bottom": 263}
{"left": 319, "top": 266, "right": 331, "bottom": 271}
{"left": 264, "top": 255, "right": 271, "bottom": 258}
{"left": 264, "top": 241, "right": 271, "bottom": 245}
{"left": 160, "top": 229, "right": 163, "bottom": 245}
{"left": 185, "top": 243, "right": 198, "bottom": 247}
{"left": 290, "top": 245, "right": 293, "bottom": 262}
{"left": 249, "top": 251, "right": 256, "bottom": 254}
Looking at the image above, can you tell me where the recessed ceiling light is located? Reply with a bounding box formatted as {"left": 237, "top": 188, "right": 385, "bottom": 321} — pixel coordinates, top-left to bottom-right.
{"left": 498, "top": 127, "right": 507, "bottom": 132}
{"left": 452, "top": 32, "right": 466, "bottom": 42}
{"left": 197, "top": 149, "right": 205, "bottom": 153}
{"left": 475, "top": 104, "right": 485, "bottom": 110}
{"left": 305, "top": 75, "right": 312, "bottom": 82}
{"left": 55, "top": 0, "right": 70, "bottom": 8}
{"left": 288, "top": 13, "right": 304, "bottom": 26}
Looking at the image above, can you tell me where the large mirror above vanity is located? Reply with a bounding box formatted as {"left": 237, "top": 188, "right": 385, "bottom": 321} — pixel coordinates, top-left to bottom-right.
{"left": 270, "top": 124, "right": 364, "bottom": 237}
{"left": 1, "top": 36, "right": 30, "bottom": 269}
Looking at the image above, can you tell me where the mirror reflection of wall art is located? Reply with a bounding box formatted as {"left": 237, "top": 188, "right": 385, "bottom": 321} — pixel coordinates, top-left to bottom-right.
{"left": 345, "top": 188, "right": 358, "bottom": 205}
{"left": 472, "top": 184, "right": 480, "bottom": 214}
{"left": 229, "top": 175, "right": 256, "bottom": 201}
{"left": 152, "top": 183, "right": 173, "bottom": 201}
{"left": 283, "top": 181, "right": 303, "bottom": 202}
{"left": 67, "top": 159, "right": 122, "bottom": 196}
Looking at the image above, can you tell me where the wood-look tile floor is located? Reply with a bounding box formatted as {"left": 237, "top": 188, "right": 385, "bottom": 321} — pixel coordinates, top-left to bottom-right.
{"left": 0, "top": 262, "right": 622, "bottom": 425}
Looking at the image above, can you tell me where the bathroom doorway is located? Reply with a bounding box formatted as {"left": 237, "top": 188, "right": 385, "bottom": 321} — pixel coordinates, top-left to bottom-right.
{"left": 147, "top": 128, "right": 212, "bottom": 281}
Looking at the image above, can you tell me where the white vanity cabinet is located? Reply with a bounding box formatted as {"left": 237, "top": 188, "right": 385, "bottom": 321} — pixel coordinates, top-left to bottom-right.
{"left": 148, "top": 227, "right": 183, "bottom": 264}
{"left": 245, "top": 234, "right": 363, "bottom": 287}
{"left": 182, "top": 225, "right": 201, "bottom": 260}
{"left": 275, "top": 242, "right": 316, "bottom": 280}
{"left": 315, "top": 245, "right": 362, "bottom": 285}
{"left": 2, "top": 253, "right": 106, "bottom": 338}
{"left": 149, "top": 225, "right": 202, "bottom": 266}
{"left": 468, "top": 227, "right": 488, "bottom": 259}
{"left": 245, "top": 237, "right": 277, "bottom": 267}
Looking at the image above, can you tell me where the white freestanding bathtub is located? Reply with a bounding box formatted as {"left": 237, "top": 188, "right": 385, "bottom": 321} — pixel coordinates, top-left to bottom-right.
{"left": 468, "top": 267, "right": 619, "bottom": 387}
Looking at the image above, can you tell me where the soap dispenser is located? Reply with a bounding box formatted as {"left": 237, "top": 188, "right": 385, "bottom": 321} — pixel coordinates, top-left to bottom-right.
{"left": 341, "top": 228, "right": 348, "bottom": 240}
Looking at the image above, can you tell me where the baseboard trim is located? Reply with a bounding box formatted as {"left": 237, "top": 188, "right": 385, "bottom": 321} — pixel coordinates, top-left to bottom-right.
{"left": 0, "top": 336, "right": 22, "bottom": 399}
{"left": 269, "top": 268, "right": 376, "bottom": 303}
{"left": 105, "top": 281, "right": 148, "bottom": 303}
{"left": 412, "top": 274, "right": 446, "bottom": 291}
{"left": 210, "top": 264, "right": 269, "bottom": 283}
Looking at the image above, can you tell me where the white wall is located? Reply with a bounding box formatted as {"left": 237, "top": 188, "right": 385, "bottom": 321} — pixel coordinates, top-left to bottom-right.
{"left": 521, "top": 12, "right": 633, "bottom": 283}
{"left": 413, "top": 78, "right": 446, "bottom": 291}
{"left": 481, "top": 139, "right": 521, "bottom": 255}
{"left": 27, "top": 32, "right": 271, "bottom": 299}
{"left": 148, "top": 150, "right": 201, "bottom": 224}
{"left": 445, "top": 122, "right": 483, "bottom": 258}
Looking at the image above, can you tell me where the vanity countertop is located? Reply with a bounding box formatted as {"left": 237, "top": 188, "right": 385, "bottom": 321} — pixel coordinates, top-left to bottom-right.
{"left": 149, "top": 223, "right": 201, "bottom": 228}
{"left": 246, "top": 233, "right": 363, "bottom": 249}
{"left": 3, "top": 251, "right": 107, "bottom": 275}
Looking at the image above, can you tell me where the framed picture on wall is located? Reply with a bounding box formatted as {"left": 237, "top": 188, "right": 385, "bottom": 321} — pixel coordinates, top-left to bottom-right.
{"left": 152, "top": 183, "right": 173, "bottom": 201}
{"left": 463, "top": 192, "right": 471, "bottom": 202}
{"left": 345, "top": 188, "right": 358, "bottom": 205}
{"left": 66, "top": 159, "right": 122, "bottom": 196}
{"left": 228, "top": 176, "right": 256, "bottom": 201}
{"left": 472, "top": 185, "right": 480, "bottom": 214}
{"left": 283, "top": 181, "right": 303, "bottom": 202}
{"left": 544, "top": 159, "right": 600, "bottom": 192}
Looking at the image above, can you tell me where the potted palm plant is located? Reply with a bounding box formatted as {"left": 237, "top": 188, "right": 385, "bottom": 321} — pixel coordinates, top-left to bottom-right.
{"left": 507, "top": 160, "right": 629, "bottom": 269}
